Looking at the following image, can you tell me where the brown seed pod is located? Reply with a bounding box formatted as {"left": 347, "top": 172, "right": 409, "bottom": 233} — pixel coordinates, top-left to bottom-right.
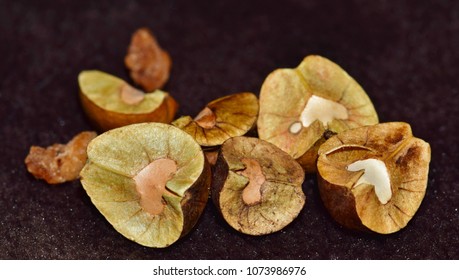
{"left": 212, "top": 136, "right": 306, "bottom": 235}
{"left": 172, "top": 92, "right": 259, "bottom": 148}
{"left": 25, "top": 131, "right": 97, "bottom": 184}
{"left": 79, "top": 70, "right": 178, "bottom": 132}
{"left": 125, "top": 28, "right": 172, "bottom": 91}
{"left": 80, "top": 123, "right": 210, "bottom": 248}
{"left": 316, "top": 122, "right": 431, "bottom": 234}
{"left": 257, "top": 55, "right": 378, "bottom": 172}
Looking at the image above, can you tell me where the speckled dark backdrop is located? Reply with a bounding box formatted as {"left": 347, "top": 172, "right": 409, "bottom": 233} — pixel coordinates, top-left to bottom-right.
{"left": 1, "top": 0, "right": 458, "bottom": 259}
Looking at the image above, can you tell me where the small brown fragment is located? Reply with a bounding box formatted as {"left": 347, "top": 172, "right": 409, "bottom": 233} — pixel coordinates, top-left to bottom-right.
{"left": 194, "top": 107, "right": 217, "bottom": 129}
{"left": 204, "top": 149, "right": 219, "bottom": 166}
{"left": 125, "top": 28, "right": 171, "bottom": 91}
{"left": 25, "top": 131, "right": 97, "bottom": 184}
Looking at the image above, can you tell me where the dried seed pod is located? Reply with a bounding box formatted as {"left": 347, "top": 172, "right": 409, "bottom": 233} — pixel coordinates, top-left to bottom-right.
{"left": 172, "top": 92, "right": 259, "bottom": 148}
{"left": 125, "top": 28, "right": 171, "bottom": 91}
{"left": 79, "top": 70, "right": 178, "bottom": 132}
{"left": 212, "top": 136, "right": 306, "bottom": 235}
{"left": 25, "top": 131, "right": 97, "bottom": 184}
{"left": 257, "top": 55, "right": 378, "bottom": 172}
{"left": 80, "top": 123, "right": 210, "bottom": 248}
{"left": 317, "top": 122, "right": 431, "bottom": 234}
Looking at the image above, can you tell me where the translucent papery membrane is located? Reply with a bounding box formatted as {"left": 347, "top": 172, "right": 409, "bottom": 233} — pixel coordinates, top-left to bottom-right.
{"left": 96, "top": 195, "right": 183, "bottom": 247}
{"left": 259, "top": 69, "right": 311, "bottom": 118}
{"left": 87, "top": 123, "right": 204, "bottom": 197}
{"left": 86, "top": 127, "right": 152, "bottom": 178}
{"left": 296, "top": 56, "right": 352, "bottom": 102}
{"left": 81, "top": 162, "right": 139, "bottom": 202}
{"left": 195, "top": 124, "right": 234, "bottom": 147}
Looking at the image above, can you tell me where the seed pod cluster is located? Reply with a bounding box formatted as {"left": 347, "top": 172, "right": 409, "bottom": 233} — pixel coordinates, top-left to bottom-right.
{"left": 25, "top": 25, "right": 431, "bottom": 248}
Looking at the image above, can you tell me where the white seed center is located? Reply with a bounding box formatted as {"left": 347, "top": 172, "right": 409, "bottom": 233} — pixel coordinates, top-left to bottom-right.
{"left": 347, "top": 158, "right": 392, "bottom": 204}
{"left": 300, "top": 95, "right": 348, "bottom": 128}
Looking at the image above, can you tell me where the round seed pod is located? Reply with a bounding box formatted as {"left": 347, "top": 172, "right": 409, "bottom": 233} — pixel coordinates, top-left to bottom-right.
{"left": 212, "top": 136, "right": 306, "bottom": 235}
{"left": 317, "top": 122, "right": 431, "bottom": 234}
{"left": 80, "top": 123, "right": 210, "bottom": 247}
{"left": 258, "top": 55, "right": 378, "bottom": 172}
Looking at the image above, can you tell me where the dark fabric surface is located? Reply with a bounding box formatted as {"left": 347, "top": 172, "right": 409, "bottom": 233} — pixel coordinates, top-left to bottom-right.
{"left": 1, "top": 0, "right": 458, "bottom": 259}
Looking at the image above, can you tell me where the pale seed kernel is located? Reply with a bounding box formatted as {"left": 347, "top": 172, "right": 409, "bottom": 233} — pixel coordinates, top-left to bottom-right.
{"left": 120, "top": 83, "right": 145, "bottom": 105}
{"left": 237, "top": 158, "right": 265, "bottom": 205}
{"left": 300, "top": 95, "right": 348, "bottom": 128}
{"left": 347, "top": 158, "right": 392, "bottom": 204}
{"left": 134, "top": 158, "right": 177, "bottom": 215}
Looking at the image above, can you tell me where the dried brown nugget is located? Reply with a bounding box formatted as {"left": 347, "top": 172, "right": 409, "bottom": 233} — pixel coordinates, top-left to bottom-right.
{"left": 125, "top": 28, "right": 172, "bottom": 91}
{"left": 25, "top": 131, "right": 97, "bottom": 184}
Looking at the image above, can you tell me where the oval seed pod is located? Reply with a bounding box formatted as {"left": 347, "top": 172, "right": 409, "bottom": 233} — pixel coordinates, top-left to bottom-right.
{"left": 258, "top": 55, "right": 378, "bottom": 172}
{"left": 80, "top": 123, "right": 210, "bottom": 248}
{"left": 173, "top": 92, "right": 259, "bottom": 148}
{"left": 79, "top": 70, "right": 178, "bottom": 132}
{"left": 212, "top": 136, "right": 306, "bottom": 235}
{"left": 317, "top": 122, "right": 431, "bottom": 234}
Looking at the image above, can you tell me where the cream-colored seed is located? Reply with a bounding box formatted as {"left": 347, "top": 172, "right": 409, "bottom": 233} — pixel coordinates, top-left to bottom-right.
{"left": 300, "top": 95, "right": 348, "bottom": 128}
{"left": 347, "top": 158, "right": 392, "bottom": 204}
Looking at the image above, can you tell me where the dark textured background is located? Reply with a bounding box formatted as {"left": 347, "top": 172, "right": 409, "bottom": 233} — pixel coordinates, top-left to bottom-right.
{"left": 1, "top": 0, "right": 458, "bottom": 259}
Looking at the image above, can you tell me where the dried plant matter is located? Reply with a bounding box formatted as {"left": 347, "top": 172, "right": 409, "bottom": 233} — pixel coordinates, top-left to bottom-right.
{"left": 80, "top": 123, "right": 210, "bottom": 248}
{"left": 25, "top": 131, "right": 97, "bottom": 184}
{"left": 173, "top": 92, "right": 258, "bottom": 147}
{"left": 212, "top": 136, "right": 305, "bottom": 235}
{"left": 317, "top": 122, "right": 431, "bottom": 234}
{"left": 257, "top": 55, "right": 378, "bottom": 172}
{"left": 79, "top": 70, "right": 178, "bottom": 132}
{"left": 125, "top": 28, "right": 171, "bottom": 91}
